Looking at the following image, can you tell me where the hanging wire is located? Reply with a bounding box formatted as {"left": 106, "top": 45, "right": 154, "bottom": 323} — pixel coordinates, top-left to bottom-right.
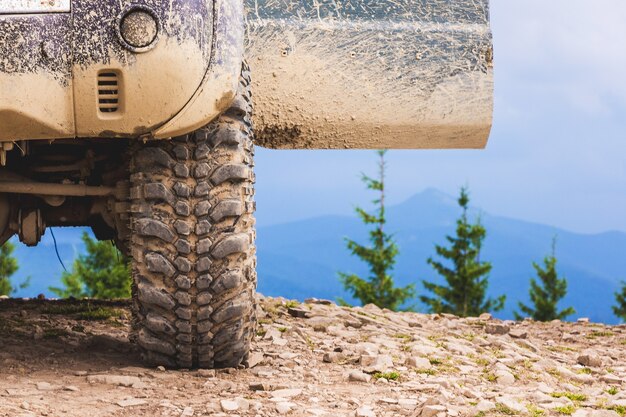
{"left": 50, "top": 227, "right": 68, "bottom": 272}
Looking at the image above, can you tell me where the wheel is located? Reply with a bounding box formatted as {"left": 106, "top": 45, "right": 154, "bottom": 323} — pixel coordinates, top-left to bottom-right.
{"left": 129, "top": 63, "right": 257, "bottom": 368}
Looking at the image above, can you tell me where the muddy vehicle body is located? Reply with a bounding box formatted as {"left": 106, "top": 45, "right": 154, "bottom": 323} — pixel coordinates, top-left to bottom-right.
{"left": 0, "top": 0, "right": 493, "bottom": 368}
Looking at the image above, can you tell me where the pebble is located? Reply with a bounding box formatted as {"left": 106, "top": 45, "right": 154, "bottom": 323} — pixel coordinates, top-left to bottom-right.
{"left": 485, "top": 323, "right": 510, "bottom": 335}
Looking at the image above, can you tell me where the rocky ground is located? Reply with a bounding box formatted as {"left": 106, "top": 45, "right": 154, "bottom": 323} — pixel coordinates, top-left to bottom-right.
{"left": 0, "top": 296, "right": 625, "bottom": 417}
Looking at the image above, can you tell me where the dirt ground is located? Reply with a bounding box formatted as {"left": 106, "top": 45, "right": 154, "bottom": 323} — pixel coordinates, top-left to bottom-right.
{"left": 0, "top": 296, "right": 625, "bottom": 417}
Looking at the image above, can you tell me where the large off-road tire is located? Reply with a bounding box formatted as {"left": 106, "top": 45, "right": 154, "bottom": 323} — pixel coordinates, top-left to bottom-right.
{"left": 129, "top": 64, "right": 256, "bottom": 368}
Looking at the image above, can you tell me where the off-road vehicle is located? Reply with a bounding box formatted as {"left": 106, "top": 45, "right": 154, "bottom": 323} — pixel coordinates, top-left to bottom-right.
{"left": 0, "top": 0, "right": 493, "bottom": 368}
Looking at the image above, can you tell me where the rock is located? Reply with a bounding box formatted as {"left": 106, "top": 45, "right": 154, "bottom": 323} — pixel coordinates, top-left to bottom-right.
{"left": 220, "top": 399, "right": 240, "bottom": 412}
{"left": 271, "top": 388, "right": 302, "bottom": 399}
{"left": 247, "top": 352, "right": 264, "bottom": 368}
{"left": 87, "top": 374, "right": 141, "bottom": 387}
{"left": 479, "top": 313, "right": 492, "bottom": 321}
{"left": 601, "top": 374, "right": 623, "bottom": 384}
{"left": 304, "top": 298, "right": 333, "bottom": 305}
{"left": 349, "top": 370, "right": 372, "bottom": 383}
{"left": 249, "top": 382, "right": 269, "bottom": 391}
{"left": 577, "top": 353, "right": 602, "bottom": 367}
{"left": 407, "top": 357, "right": 432, "bottom": 369}
{"left": 345, "top": 319, "right": 363, "bottom": 329}
{"left": 398, "top": 398, "right": 419, "bottom": 409}
{"left": 354, "top": 342, "right": 380, "bottom": 355}
{"left": 476, "top": 400, "right": 496, "bottom": 412}
{"left": 577, "top": 318, "right": 590, "bottom": 323}
{"left": 180, "top": 407, "right": 194, "bottom": 416}
{"left": 275, "top": 402, "right": 296, "bottom": 414}
{"left": 485, "top": 323, "right": 510, "bottom": 335}
{"left": 220, "top": 397, "right": 249, "bottom": 412}
{"left": 33, "top": 325, "right": 44, "bottom": 340}
{"left": 36, "top": 382, "right": 54, "bottom": 391}
{"left": 288, "top": 307, "right": 311, "bottom": 318}
{"left": 509, "top": 329, "right": 528, "bottom": 339}
{"left": 196, "top": 369, "right": 216, "bottom": 378}
{"left": 588, "top": 411, "right": 621, "bottom": 417}
{"left": 156, "top": 366, "right": 166, "bottom": 372}
{"left": 63, "top": 386, "right": 80, "bottom": 392}
{"left": 414, "top": 405, "right": 447, "bottom": 417}
{"left": 355, "top": 406, "right": 376, "bottom": 417}
{"left": 116, "top": 398, "right": 147, "bottom": 407}
{"left": 361, "top": 354, "right": 393, "bottom": 373}
{"left": 496, "top": 370, "right": 516, "bottom": 385}
{"left": 323, "top": 352, "right": 344, "bottom": 363}
{"left": 497, "top": 396, "right": 525, "bottom": 412}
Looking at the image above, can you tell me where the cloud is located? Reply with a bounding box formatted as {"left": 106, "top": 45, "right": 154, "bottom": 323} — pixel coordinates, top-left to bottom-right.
{"left": 492, "top": 0, "right": 626, "bottom": 117}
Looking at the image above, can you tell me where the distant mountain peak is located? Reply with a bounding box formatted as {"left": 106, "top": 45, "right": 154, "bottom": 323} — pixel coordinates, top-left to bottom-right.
{"left": 399, "top": 188, "right": 459, "bottom": 210}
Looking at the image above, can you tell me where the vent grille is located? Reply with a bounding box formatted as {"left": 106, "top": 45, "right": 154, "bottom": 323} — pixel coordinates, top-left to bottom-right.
{"left": 97, "top": 72, "right": 119, "bottom": 113}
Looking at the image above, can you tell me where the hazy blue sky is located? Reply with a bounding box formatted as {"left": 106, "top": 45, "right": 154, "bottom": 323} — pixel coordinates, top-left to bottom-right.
{"left": 253, "top": 0, "right": 626, "bottom": 233}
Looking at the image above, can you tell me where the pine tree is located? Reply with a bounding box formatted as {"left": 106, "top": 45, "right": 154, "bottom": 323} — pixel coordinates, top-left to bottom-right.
{"left": 421, "top": 187, "right": 504, "bottom": 316}
{"left": 613, "top": 281, "right": 626, "bottom": 323}
{"left": 50, "top": 232, "right": 131, "bottom": 299}
{"left": 338, "top": 150, "right": 415, "bottom": 311}
{"left": 514, "top": 238, "right": 575, "bottom": 321}
{"left": 0, "top": 241, "right": 19, "bottom": 296}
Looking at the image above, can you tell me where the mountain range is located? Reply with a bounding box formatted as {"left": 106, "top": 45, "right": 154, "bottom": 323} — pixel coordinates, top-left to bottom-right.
{"left": 9, "top": 188, "right": 626, "bottom": 324}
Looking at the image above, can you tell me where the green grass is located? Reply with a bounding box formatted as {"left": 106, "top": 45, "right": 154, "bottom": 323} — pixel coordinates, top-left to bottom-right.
{"left": 414, "top": 368, "right": 437, "bottom": 376}
{"left": 483, "top": 371, "right": 497, "bottom": 383}
{"left": 42, "top": 304, "right": 93, "bottom": 315}
{"left": 43, "top": 328, "right": 69, "bottom": 339}
{"left": 41, "top": 304, "right": 122, "bottom": 321}
{"left": 475, "top": 357, "right": 490, "bottom": 367}
{"left": 585, "top": 330, "right": 614, "bottom": 339}
{"left": 551, "top": 392, "right": 587, "bottom": 402}
{"left": 373, "top": 371, "right": 400, "bottom": 381}
{"left": 606, "top": 406, "right": 626, "bottom": 416}
{"left": 428, "top": 358, "right": 443, "bottom": 366}
{"left": 277, "top": 327, "right": 288, "bottom": 333}
{"left": 607, "top": 386, "right": 619, "bottom": 395}
{"left": 526, "top": 405, "right": 545, "bottom": 417}
{"left": 284, "top": 300, "right": 299, "bottom": 309}
{"left": 77, "top": 307, "right": 122, "bottom": 321}
{"left": 577, "top": 367, "right": 592, "bottom": 375}
{"left": 495, "top": 403, "right": 518, "bottom": 415}
{"left": 554, "top": 405, "right": 577, "bottom": 415}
